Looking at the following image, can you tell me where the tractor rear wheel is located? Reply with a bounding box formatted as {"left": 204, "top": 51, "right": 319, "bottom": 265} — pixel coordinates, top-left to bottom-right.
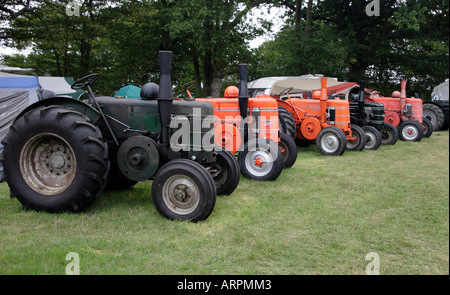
{"left": 238, "top": 138, "right": 283, "bottom": 181}
{"left": 362, "top": 126, "right": 382, "bottom": 150}
{"left": 278, "top": 106, "right": 296, "bottom": 139}
{"left": 203, "top": 148, "right": 240, "bottom": 196}
{"left": 1, "top": 106, "right": 109, "bottom": 212}
{"left": 278, "top": 133, "right": 298, "bottom": 168}
{"left": 152, "top": 159, "right": 216, "bottom": 221}
{"left": 346, "top": 125, "right": 367, "bottom": 151}
{"left": 316, "top": 126, "right": 347, "bottom": 156}
{"left": 398, "top": 120, "right": 424, "bottom": 142}
{"left": 421, "top": 117, "right": 433, "bottom": 138}
{"left": 380, "top": 123, "right": 398, "bottom": 145}
{"left": 423, "top": 104, "right": 445, "bottom": 131}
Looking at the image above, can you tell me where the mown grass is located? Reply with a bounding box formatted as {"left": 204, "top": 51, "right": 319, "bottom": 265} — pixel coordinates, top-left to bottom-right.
{"left": 0, "top": 131, "right": 448, "bottom": 275}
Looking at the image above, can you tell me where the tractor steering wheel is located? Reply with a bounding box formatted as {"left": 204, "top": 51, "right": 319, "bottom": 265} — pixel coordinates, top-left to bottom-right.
{"left": 175, "top": 81, "right": 196, "bottom": 100}
{"left": 71, "top": 73, "right": 100, "bottom": 90}
{"left": 279, "top": 87, "right": 293, "bottom": 100}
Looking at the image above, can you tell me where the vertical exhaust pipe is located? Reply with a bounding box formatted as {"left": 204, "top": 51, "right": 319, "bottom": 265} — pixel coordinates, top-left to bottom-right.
{"left": 320, "top": 77, "right": 328, "bottom": 127}
{"left": 358, "top": 81, "right": 366, "bottom": 123}
{"left": 400, "top": 80, "right": 407, "bottom": 120}
{"left": 238, "top": 64, "right": 249, "bottom": 142}
{"left": 158, "top": 51, "right": 174, "bottom": 149}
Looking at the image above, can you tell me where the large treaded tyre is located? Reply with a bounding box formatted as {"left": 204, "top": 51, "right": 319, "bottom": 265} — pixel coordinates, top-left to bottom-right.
{"left": 398, "top": 120, "right": 424, "bottom": 142}
{"left": 316, "top": 126, "right": 347, "bottom": 156}
{"left": 278, "top": 106, "right": 296, "bottom": 139}
{"left": 380, "top": 123, "right": 399, "bottom": 145}
{"left": 423, "top": 103, "right": 445, "bottom": 131}
{"left": 1, "top": 106, "right": 109, "bottom": 212}
{"left": 362, "top": 126, "right": 382, "bottom": 150}
{"left": 151, "top": 159, "right": 216, "bottom": 222}
{"left": 238, "top": 138, "right": 283, "bottom": 181}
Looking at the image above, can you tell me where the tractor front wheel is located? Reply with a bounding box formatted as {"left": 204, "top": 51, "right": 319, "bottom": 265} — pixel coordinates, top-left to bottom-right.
{"left": 203, "top": 147, "right": 240, "bottom": 196}
{"left": 380, "top": 123, "right": 399, "bottom": 145}
{"left": 398, "top": 120, "right": 424, "bottom": 142}
{"left": 316, "top": 126, "right": 347, "bottom": 156}
{"left": 362, "top": 126, "right": 382, "bottom": 150}
{"left": 278, "top": 133, "right": 298, "bottom": 168}
{"left": 238, "top": 138, "right": 283, "bottom": 181}
{"left": 421, "top": 117, "right": 433, "bottom": 138}
{"left": 346, "top": 125, "right": 367, "bottom": 151}
{"left": 152, "top": 159, "right": 216, "bottom": 221}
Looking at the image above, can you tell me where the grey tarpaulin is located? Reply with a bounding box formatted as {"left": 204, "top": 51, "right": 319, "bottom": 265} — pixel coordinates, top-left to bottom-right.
{"left": 0, "top": 76, "right": 40, "bottom": 181}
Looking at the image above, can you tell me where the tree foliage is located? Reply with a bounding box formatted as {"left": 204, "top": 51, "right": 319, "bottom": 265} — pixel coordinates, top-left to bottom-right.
{"left": 1, "top": 0, "right": 448, "bottom": 99}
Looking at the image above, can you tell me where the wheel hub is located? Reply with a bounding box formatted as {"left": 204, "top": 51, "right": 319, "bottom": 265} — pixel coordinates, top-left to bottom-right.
{"left": 254, "top": 157, "right": 264, "bottom": 167}
{"left": 20, "top": 133, "right": 77, "bottom": 195}
{"left": 163, "top": 175, "right": 200, "bottom": 214}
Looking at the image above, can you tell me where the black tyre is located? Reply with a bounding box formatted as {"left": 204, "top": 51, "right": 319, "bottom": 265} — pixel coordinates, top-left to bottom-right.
{"left": 362, "top": 126, "right": 382, "bottom": 150}
{"left": 316, "top": 126, "right": 347, "bottom": 156}
{"left": 1, "top": 105, "right": 109, "bottom": 212}
{"left": 238, "top": 138, "right": 283, "bottom": 181}
{"left": 278, "top": 105, "right": 296, "bottom": 139}
{"left": 421, "top": 117, "right": 433, "bottom": 138}
{"left": 278, "top": 132, "right": 298, "bottom": 168}
{"left": 380, "top": 123, "right": 399, "bottom": 145}
{"left": 423, "top": 103, "right": 445, "bottom": 131}
{"left": 203, "top": 147, "right": 240, "bottom": 195}
{"left": 398, "top": 120, "right": 424, "bottom": 142}
{"left": 151, "top": 159, "right": 216, "bottom": 222}
{"left": 346, "top": 125, "right": 367, "bottom": 151}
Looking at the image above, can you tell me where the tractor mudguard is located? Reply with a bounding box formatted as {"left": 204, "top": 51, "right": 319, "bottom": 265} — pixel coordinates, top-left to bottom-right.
{"left": 14, "top": 96, "right": 101, "bottom": 125}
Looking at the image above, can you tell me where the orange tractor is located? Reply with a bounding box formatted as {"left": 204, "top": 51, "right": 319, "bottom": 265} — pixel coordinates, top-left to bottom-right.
{"left": 179, "top": 64, "right": 297, "bottom": 181}
{"left": 367, "top": 80, "right": 433, "bottom": 141}
{"left": 261, "top": 77, "right": 366, "bottom": 156}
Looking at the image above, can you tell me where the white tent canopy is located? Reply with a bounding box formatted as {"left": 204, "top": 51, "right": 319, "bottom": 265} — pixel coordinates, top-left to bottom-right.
{"left": 270, "top": 78, "right": 347, "bottom": 95}
{"left": 248, "top": 75, "right": 340, "bottom": 97}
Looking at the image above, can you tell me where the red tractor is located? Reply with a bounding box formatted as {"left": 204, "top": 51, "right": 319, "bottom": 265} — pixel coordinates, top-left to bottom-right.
{"left": 180, "top": 65, "right": 297, "bottom": 181}
{"left": 367, "top": 80, "right": 433, "bottom": 141}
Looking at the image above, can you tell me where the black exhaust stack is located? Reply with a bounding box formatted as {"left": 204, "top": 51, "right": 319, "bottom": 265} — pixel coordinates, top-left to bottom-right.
{"left": 238, "top": 64, "right": 249, "bottom": 142}
{"left": 158, "top": 51, "right": 174, "bottom": 149}
{"left": 358, "top": 81, "right": 365, "bottom": 124}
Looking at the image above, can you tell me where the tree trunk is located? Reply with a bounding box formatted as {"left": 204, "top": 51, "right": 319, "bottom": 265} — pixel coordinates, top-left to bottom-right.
{"left": 211, "top": 68, "right": 222, "bottom": 98}
{"left": 304, "top": 0, "right": 313, "bottom": 71}
{"left": 295, "top": 0, "right": 303, "bottom": 30}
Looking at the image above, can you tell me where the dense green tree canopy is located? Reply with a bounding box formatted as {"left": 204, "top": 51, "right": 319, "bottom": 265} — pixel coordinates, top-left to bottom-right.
{"left": 1, "top": 0, "right": 448, "bottom": 99}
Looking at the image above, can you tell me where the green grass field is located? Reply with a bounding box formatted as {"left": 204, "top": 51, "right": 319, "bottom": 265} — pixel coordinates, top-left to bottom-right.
{"left": 1, "top": 131, "right": 448, "bottom": 275}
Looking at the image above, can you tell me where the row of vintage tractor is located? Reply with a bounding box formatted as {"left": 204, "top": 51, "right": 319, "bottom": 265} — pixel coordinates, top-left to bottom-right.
{"left": 0, "top": 51, "right": 437, "bottom": 222}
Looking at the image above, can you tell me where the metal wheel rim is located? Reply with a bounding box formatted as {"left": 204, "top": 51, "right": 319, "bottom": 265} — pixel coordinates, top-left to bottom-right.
{"left": 206, "top": 159, "right": 227, "bottom": 190}
{"left": 162, "top": 174, "right": 200, "bottom": 215}
{"left": 365, "top": 131, "right": 377, "bottom": 149}
{"left": 401, "top": 124, "right": 419, "bottom": 140}
{"left": 320, "top": 133, "right": 340, "bottom": 154}
{"left": 346, "top": 134, "right": 360, "bottom": 149}
{"left": 423, "top": 110, "right": 437, "bottom": 126}
{"left": 380, "top": 129, "right": 393, "bottom": 143}
{"left": 278, "top": 141, "right": 288, "bottom": 162}
{"left": 19, "top": 133, "right": 77, "bottom": 195}
{"left": 244, "top": 149, "right": 274, "bottom": 177}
